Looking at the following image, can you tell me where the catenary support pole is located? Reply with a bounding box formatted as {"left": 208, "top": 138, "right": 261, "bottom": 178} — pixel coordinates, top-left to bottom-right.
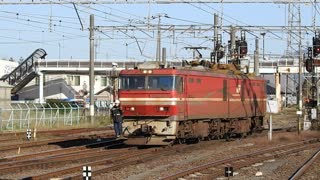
{"left": 162, "top": 47, "right": 166, "bottom": 65}
{"left": 89, "top": 14, "right": 95, "bottom": 124}
{"left": 254, "top": 38, "right": 259, "bottom": 75}
{"left": 268, "top": 114, "right": 272, "bottom": 141}
{"left": 275, "top": 72, "right": 281, "bottom": 112}
{"left": 214, "top": 13, "right": 219, "bottom": 63}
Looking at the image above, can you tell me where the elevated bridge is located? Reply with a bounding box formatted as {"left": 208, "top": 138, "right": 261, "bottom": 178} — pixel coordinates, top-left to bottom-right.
{"left": 0, "top": 49, "right": 312, "bottom": 102}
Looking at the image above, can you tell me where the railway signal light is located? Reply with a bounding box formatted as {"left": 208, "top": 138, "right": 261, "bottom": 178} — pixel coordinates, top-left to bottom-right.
{"left": 238, "top": 31, "right": 248, "bottom": 58}
{"left": 313, "top": 34, "right": 320, "bottom": 57}
{"left": 236, "top": 40, "right": 248, "bottom": 58}
{"left": 211, "top": 43, "right": 225, "bottom": 63}
{"left": 305, "top": 98, "right": 317, "bottom": 108}
{"left": 239, "top": 40, "right": 248, "bottom": 57}
{"left": 305, "top": 58, "right": 314, "bottom": 73}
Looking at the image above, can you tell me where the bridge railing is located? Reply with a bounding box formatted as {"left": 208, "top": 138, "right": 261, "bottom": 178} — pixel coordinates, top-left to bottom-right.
{"left": 37, "top": 59, "right": 133, "bottom": 69}
{"left": 259, "top": 58, "right": 298, "bottom": 68}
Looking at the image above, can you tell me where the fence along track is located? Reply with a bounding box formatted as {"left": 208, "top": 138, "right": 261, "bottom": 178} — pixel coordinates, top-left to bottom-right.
{"left": 0, "top": 101, "right": 110, "bottom": 132}
{"left": 161, "top": 139, "right": 320, "bottom": 180}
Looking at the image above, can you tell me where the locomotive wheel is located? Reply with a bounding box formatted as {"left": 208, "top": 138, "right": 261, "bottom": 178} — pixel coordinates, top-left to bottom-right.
{"left": 224, "top": 133, "right": 230, "bottom": 141}
{"left": 240, "top": 132, "right": 247, "bottom": 138}
{"left": 215, "top": 135, "right": 220, "bottom": 140}
{"left": 177, "top": 138, "right": 185, "bottom": 144}
{"left": 197, "top": 137, "right": 201, "bottom": 143}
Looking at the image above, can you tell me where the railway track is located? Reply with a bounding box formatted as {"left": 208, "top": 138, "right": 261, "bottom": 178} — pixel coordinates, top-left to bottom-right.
{"left": 0, "top": 130, "right": 114, "bottom": 154}
{"left": 30, "top": 144, "right": 196, "bottom": 179}
{"left": 161, "top": 139, "right": 320, "bottom": 180}
{"left": 0, "top": 138, "right": 129, "bottom": 179}
{"left": 289, "top": 147, "right": 320, "bottom": 180}
{"left": 0, "top": 127, "right": 112, "bottom": 139}
{"left": 0, "top": 139, "right": 204, "bottom": 179}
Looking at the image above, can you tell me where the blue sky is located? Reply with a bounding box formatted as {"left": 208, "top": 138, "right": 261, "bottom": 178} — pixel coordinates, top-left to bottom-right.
{"left": 0, "top": 2, "right": 317, "bottom": 61}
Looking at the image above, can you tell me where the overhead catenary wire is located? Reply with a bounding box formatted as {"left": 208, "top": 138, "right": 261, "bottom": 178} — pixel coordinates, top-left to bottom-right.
{"left": 0, "top": 1, "right": 314, "bottom": 60}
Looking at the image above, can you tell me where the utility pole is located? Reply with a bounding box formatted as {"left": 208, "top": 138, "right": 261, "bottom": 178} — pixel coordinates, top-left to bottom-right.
{"left": 230, "top": 26, "right": 236, "bottom": 59}
{"left": 156, "top": 14, "right": 161, "bottom": 62}
{"left": 214, "top": 13, "right": 219, "bottom": 63}
{"left": 254, "top": 38, "right": 259, "bottom": 75}
{"left": 162, "top": 47, "right": 166, "bottom": 65}
{"left": 89, "top": 14, "right": 95, "bottom": 124}
{"left": 261, "top": 32, "right": 266, "bottom": 60}
{"left": 297, "top": 4, "right": 302, "bottom": 135}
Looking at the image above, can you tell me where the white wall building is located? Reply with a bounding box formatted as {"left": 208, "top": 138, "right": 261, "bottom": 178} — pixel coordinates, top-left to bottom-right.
{"left": 16, "top": 74, "right": 112, "bottom": 101}
{"left": 0, "top": 59, "right": 18, "bottom": 78}
{"left": 0, "top": 59, "right": 113, "bottom": 102}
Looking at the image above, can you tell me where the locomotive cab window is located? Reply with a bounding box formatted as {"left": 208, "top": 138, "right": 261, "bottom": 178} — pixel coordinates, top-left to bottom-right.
{"left": 120, "top": 75, "right": 182, "bottom": 92}
{"left": 119, "top": 76, "right": 145, "bottom": 90}
{"left": 148, "top": 76, "right": 174, "bottom": 90}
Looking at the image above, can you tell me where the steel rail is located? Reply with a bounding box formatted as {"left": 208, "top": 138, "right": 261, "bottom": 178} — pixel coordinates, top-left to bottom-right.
{"left": 200, "top": 143, "right": 320, "bottom": 179}
{"left": 0, "top": 144, "right": 128, "bottom": 175}
{"left": 0, "top": 127, "right": 112, "bottom": 139}
{"left": 1, "top": 138, "right": 123, "bottom": 162}
{"left": 289, "top": 147, "right": 320, "bottom": 180}
{"left": 161, "top": 139, "right": 320, "bottom": 180}
{"left": 0, "top": 131, "right": 114, "bottom": 153}
{"left": 29, "top": 148, "right": 157, "bottom": 179}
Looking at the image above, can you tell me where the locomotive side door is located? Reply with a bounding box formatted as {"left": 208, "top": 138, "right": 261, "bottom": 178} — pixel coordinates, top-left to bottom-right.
{"left": 183, "top": 75, "right": 188, "bottom": 120}
{"left": 180, "top": 75, "right": 188, "bottom": 120}
{"left": 176, "top": 75, "right": 187, "bottom": 120}
{"left": 224, "top": 79, "right": 229, "bottom": 118}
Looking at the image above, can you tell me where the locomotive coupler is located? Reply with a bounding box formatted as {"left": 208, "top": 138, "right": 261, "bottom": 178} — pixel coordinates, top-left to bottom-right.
{"left": 141, "top": 124, "right": 155, "bottom": 134}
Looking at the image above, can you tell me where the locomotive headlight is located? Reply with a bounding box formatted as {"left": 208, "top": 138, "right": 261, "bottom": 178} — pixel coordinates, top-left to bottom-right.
{"left": 147, "top": 70, "right": 153, "bottom": 74}
{"left": 130, "top": 107, "right": 135, "bottom": 111}
{"left": 142, "top": 70, "right": 147, "bottom": 74}
{"left": 159, "top": 106, "right": 168, "bottom": 111}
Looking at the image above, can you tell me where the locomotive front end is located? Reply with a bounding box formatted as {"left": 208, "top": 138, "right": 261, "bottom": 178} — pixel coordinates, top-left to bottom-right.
{"left": 118, "top": 69, "right": 183, "bottom": 145}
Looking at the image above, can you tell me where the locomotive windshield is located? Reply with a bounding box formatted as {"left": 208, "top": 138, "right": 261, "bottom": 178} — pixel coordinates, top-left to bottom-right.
{"left": 120, "top": 75, "right": 181, "bottom": 91}
{"left": 147, "top": 76, "right": 174, "bottom": 90}
{"left": 120, "top": 76, "right": 146, "bottom": 90}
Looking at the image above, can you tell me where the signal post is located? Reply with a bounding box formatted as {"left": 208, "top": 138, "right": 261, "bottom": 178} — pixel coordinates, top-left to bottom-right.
{"left": 304, "top": 32, "right": 320, "bottom": 130}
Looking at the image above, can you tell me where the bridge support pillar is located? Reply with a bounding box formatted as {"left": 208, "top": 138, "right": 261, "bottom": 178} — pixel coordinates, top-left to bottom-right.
{"left": 275, "top": 72, "right": 281, "bottom": 112}
{"left": 37, "top": 71, "right": 44, "bottom": 104}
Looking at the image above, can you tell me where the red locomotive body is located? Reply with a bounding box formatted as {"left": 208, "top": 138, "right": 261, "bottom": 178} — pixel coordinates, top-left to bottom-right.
{"left": 119, "top": 64, "right": 266, "bottom": 145}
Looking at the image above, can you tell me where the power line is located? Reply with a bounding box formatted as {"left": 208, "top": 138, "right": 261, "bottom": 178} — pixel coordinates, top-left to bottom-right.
{"left": 0, "top": 0, "right": 317, "bottom": 5}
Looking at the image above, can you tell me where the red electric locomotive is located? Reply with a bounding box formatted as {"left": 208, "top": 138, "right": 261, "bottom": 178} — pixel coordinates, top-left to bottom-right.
{"left": 119, "top": 62, "right": 266, "bottom": 145}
